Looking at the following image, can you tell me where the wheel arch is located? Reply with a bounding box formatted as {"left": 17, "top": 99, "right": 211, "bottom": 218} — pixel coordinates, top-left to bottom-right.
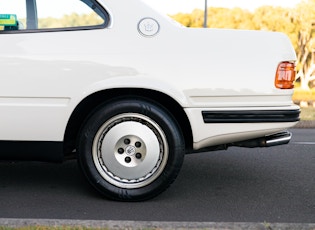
{"left": 63, "top": 88, "right": 193, "bottom": 157}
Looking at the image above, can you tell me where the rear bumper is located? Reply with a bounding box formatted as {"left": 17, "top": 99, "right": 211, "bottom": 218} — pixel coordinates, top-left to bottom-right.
{"left": 184, "top": 105, "right": 300, "bottom": 150}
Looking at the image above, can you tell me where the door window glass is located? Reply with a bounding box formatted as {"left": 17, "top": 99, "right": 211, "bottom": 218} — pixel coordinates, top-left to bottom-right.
{"left": 36, "top": 0, "right": 106, "bottom": 29}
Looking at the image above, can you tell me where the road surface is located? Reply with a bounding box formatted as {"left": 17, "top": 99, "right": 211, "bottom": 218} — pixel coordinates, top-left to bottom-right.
{"left": 0, "top": 128, "right": 314, "bottom": 223}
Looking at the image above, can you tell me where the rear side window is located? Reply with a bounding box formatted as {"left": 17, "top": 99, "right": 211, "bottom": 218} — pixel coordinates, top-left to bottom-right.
{"left": 0, "top": 0, "right": 109, "bottom": 33}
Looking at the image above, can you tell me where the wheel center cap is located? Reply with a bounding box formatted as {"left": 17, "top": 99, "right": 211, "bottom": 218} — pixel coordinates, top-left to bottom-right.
{"left": 125, "top": 145, "right": 136, "bottom": 156}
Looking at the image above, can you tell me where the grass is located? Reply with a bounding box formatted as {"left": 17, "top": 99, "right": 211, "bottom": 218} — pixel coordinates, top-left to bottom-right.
{"left": 0, "top": 227, "right": 105, "bottom": 230}
{"left": 0, "top": 228, "right": 92, "bottom": 230}
{"left": 293, "top": 87, "right": 315, "bottom": 101}
{"left": 300, "top": 107, "right": 315, "bottom": 120}
{"left": 293, "top": 86, "right": 315, "bottom": 120}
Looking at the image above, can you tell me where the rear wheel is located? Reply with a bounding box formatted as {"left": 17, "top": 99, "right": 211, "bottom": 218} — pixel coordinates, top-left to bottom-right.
{"left": 77, "top": 98, "right": 185, "bottom": 201}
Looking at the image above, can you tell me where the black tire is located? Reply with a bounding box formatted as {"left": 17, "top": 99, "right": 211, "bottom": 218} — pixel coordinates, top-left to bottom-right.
{"left": 77, "top": 97, "right": 185, "bottom": 201}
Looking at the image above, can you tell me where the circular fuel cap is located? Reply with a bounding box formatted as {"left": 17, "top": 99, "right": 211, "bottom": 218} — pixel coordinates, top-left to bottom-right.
{"left": 138, "top": 18, "right": 160, "bottom": 37}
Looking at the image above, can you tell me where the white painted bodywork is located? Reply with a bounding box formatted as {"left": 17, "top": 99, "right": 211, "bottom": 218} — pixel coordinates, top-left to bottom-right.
{"left": 0, "top": 0, "right": 298, "bottom": 149}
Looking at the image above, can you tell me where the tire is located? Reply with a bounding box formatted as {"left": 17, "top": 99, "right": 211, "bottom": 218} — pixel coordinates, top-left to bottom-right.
{"left": 77, "top": 97, "right": 185, "bottom": 201}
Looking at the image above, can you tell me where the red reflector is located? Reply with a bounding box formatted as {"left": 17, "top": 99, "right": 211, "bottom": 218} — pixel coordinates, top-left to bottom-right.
{"left": 275, "top": 62, "right": 296, "bottom": 89}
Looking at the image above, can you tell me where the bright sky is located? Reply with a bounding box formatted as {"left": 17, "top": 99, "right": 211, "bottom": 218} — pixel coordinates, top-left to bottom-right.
{"left": 145, "top": 0, "right": 302, "bottom": 14}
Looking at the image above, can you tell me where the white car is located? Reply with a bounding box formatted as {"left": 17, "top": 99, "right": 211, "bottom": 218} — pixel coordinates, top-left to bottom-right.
{"left": 0, "top": 0, "right": 299, "bottom": 201}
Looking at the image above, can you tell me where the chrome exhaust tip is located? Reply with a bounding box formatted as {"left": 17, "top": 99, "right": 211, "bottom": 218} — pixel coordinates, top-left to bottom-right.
{"left": 231, "top": 131, "right": 292, "bottom": 148}
{"left": 265, "top": 131, "right": 292, "bottom": 147}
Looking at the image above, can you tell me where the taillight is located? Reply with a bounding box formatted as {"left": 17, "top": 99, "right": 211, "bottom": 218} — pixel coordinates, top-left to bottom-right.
{"left": 275, "top": 62, "right": 296, "bottom": 89}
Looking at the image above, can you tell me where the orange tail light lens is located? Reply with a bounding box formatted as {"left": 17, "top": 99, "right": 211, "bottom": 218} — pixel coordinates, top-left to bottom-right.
{"left": 275, "top": 62, "right": 296, "bottom": 89}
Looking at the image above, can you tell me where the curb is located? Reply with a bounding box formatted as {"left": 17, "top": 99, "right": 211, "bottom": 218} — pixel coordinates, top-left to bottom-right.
{"left": 0, "top": 218, "right": 315, "bottom": 230}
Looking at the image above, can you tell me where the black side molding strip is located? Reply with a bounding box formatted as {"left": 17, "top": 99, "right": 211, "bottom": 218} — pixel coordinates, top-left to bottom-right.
{"left": 202, "top": 109, "right": 300, "bottom": 123}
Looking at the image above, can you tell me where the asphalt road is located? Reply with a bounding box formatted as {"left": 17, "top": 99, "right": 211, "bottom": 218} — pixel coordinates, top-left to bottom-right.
{"left": 0, "top": 128, "right": 314, "bottom": 224}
